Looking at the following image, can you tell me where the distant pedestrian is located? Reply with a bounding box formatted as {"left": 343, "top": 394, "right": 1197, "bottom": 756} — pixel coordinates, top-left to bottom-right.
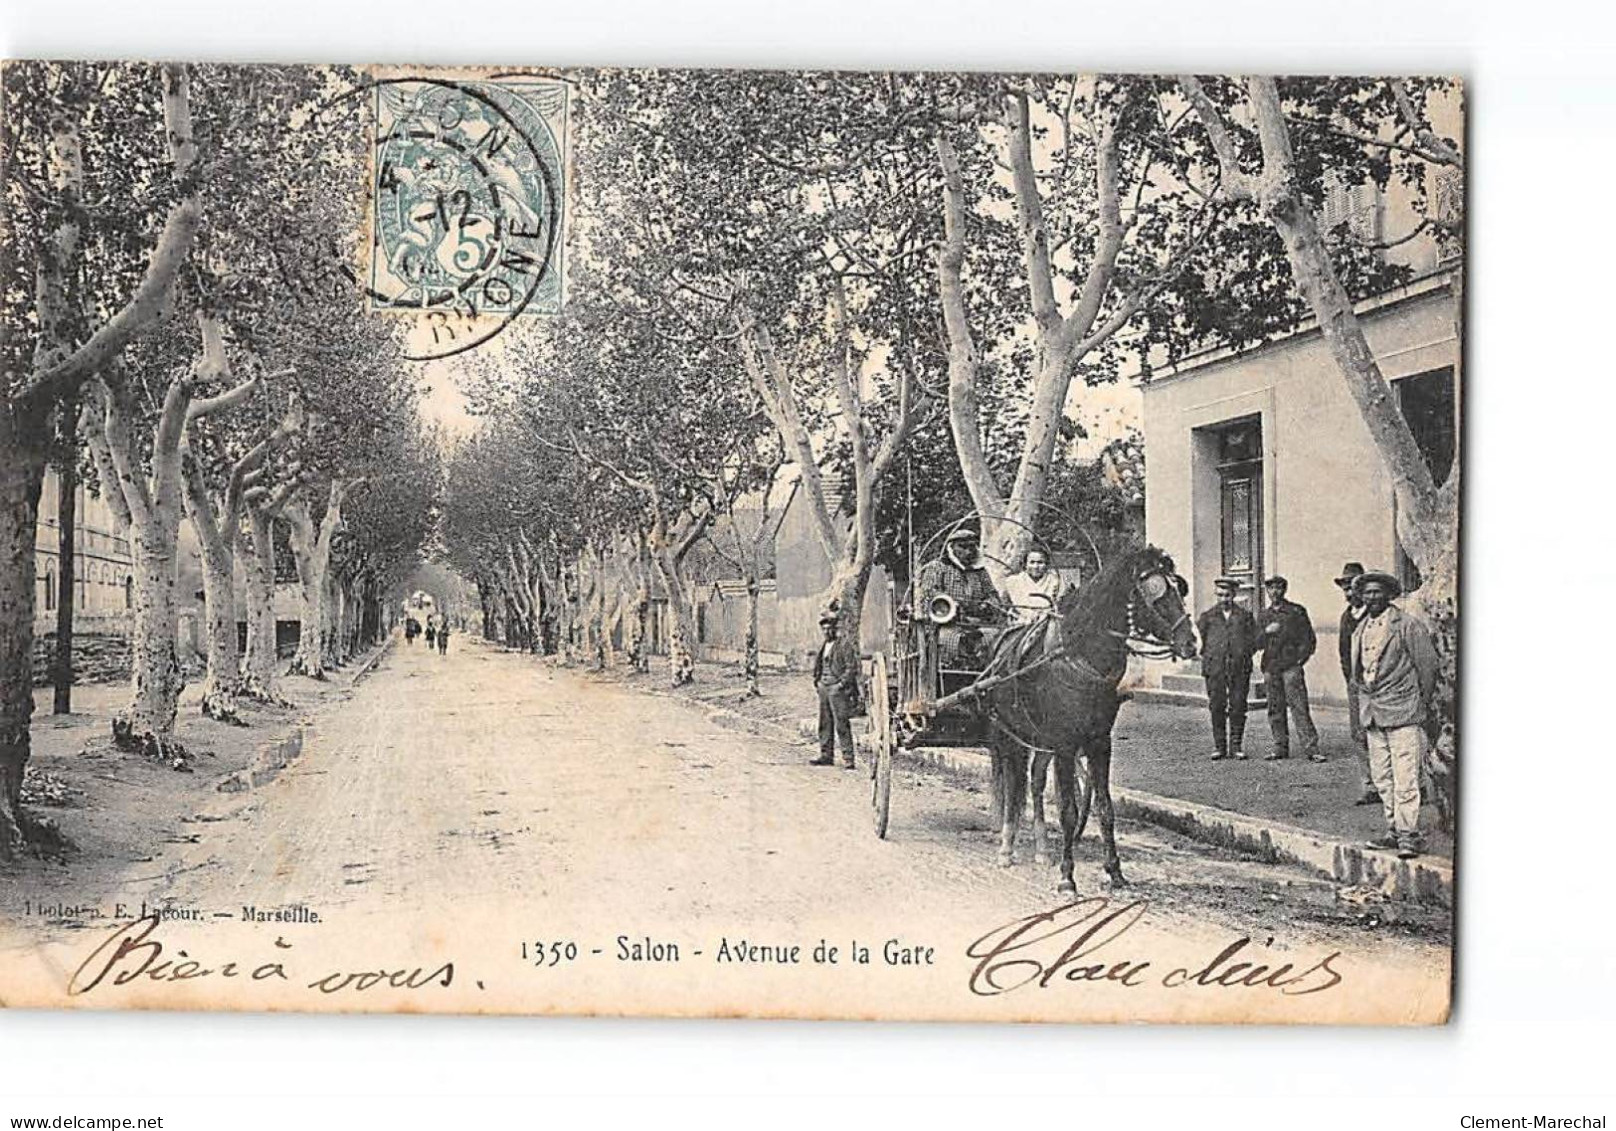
{"left": 437, "top": 620, "right": 450, "bottom": 655}
{"left": 1352, "top": 571, "right": 1438, "bottom": 859}
{"left": 810, "top": 611, "right": 861, "bottom": 770}
{"left": 1255, "top": 576, "right": 1320, "bottom": 761}
{"left": 425, "top": 618, "right": 437, "bottom": 648}
{"left": 1003, "top": 547, "right": 1067, "bottom": 625}
{"left": 405, "top": 617, "right": 420, "bottom": 645}
{"left": 1196, "top": 577, "right": 1258, "bottom": 761}
{"left": 1335, "top": 562, "right": 1378, "bottom": 804}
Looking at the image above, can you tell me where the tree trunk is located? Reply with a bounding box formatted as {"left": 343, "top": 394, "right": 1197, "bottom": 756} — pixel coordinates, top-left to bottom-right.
{"left": 324, "top": 572, "right": 346, "bottom": 668}
{"left": 287, "top": 513, "right": 326, "bottom": 679}
{"left": 182, "top": 465, "right": 245, "bottom": 726}
{"left": 52, "top": 396, "right": 78, "bottom": 715}
{"left": 113, "top": 514, "right": 187, "bottom": 765}
{"left": 583, "top": 544, "right": 608, "bottom": 670}
{"left": 743, "top": 567, "right": 761, "bottom": 697}
{"left": 284, "top": 483, "right": 352, "bottom": 679}
{"left": 194, "top": 525, "right": 242, "bottom": 724}
{"left": 239, "top": 510, "right": 288, "bottom": 705}
{"left": 934, "top": 101, "right": 1128, "bottom": 582}
{"left": 0, "top": 420, "right": 48, "bottom": 858}
{"left": 650, "top": 541, "right": 698, "bottom": 686}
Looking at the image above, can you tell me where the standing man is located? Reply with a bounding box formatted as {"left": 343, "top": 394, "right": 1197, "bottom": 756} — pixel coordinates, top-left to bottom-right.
{"left": 437, "top": 618, "right": 451, "bottom": 656}
{"left": 1256, "top": 576, "right": 1320, "bottom": 762}
{"left": 810, "top": 611, "right": 861, "bottom": 770}
{"left": 1352, "top": 571, "right": 1438, "bottom": 859}
{"left": 1003, "top": 547, "right": 1067, "bottom": 624}
{"left": 1335, "top": 563, "right": 1378, "bottom": 804}
{"left": 1196, "top": 578, "right": 1258, "bottom": 761}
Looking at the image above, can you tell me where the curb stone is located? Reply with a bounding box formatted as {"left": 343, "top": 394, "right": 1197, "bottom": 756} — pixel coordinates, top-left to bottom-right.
{"left": 349, "top": 638, "right": 394, "bottom": 684}
{"left": 217, "top": 726, "right": 305, "bottom": 794}
{"left": 782, "top": 714, "right": 1451, "bottom": 907}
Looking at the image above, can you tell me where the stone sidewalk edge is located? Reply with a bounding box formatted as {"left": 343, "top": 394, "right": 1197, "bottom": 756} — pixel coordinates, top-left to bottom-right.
{"left": 786, "top": 715, "right": 1451, "bottom": 908}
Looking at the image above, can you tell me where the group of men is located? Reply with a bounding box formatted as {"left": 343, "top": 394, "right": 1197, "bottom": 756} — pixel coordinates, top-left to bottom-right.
{"left": 1196, "top": 562, "right": 1438, "bottom": 858}
{"left": 810, "top": 527, "right": 1062, "bottom": 770}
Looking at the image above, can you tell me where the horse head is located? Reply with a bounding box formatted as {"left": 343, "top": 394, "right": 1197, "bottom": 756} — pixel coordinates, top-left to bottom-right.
{"left": 1124, "top": 546, "right": 1198, "bottom": 660}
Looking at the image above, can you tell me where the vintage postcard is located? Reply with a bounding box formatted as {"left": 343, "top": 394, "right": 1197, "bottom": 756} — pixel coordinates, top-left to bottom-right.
{"left": 0, "top": 63, "right": 1459, "bottom": 1023}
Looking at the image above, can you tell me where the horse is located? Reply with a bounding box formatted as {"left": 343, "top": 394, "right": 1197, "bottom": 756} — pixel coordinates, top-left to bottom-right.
{"left": 975, "top": 545, "right": 1197, "bottom": 893}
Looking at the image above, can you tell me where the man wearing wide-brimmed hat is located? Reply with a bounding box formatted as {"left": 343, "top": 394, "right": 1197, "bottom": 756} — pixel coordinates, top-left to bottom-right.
{"left": 1196, "top": 577, "right": 1258, "bottom": 761}
{"left": 1335, "top": 563, "right": 1378, "bottom": 805}
{"left": 1351, "top": 571, "right": 1439, "bottom": 858}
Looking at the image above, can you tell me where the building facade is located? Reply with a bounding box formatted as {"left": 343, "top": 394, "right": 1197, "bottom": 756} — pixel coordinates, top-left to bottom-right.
{"left": 1140, "top": 269, "right": 1458, "bottom": 705}
{"left": 34, "top": 467, "right": 135, "bottom": 633}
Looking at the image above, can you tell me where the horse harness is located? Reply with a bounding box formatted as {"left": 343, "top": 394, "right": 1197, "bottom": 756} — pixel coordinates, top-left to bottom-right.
{"left": 977, "top": 566, "right": 1187, "bottom": 755}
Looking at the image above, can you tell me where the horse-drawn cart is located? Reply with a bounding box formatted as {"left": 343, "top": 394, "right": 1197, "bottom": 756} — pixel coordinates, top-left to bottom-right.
{"left": 864, "top": 513, "right": 1091, "bottom": 839}
{"left": 860, "top": 515, "right": 1198, "bottom": 892}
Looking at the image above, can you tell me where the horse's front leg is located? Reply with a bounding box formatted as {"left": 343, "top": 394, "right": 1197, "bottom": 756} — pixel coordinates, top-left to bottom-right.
{"left": 1088, "top": 738, "right": 1127, "bottom": 887}
{"left": 1030, "top": 750, "right": 1052, "bottom": 865}
{"left": 995, "top": 746, "right": 1028, "bottom": 867}
{"left": 1053, "top": 751, "right": 1079, "bottom": 896}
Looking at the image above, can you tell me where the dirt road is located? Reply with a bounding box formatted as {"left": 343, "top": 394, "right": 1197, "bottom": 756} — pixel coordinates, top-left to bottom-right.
{"left": 2, "top": 637, "right": 1450, "bottom": 1022}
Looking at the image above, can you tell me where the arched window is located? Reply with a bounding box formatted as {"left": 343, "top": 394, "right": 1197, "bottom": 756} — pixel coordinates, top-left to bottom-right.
{"left": 44, "top": 565, "right": 57, "bottom": 612}
{"left": 124, "top": 575, "right": 134, "bottom": 610}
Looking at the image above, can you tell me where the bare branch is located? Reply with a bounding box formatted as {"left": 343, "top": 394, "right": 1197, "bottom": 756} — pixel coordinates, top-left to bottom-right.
{"left": 1178, "top": 75, "right": 1260, "bottom": 201}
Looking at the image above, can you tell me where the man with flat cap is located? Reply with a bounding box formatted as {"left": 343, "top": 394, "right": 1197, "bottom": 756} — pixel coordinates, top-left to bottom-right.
{"left": 810, "top": 610, "right": 861, "bottom": 769}
{"left": 915, "top": 527, "right": 1005, "bottom": 667}
{"left": 1255, "top": 575, "right": 1320, "bottom": 761}
{"left": 1351, "top": 571, "right": 1438, "bottom": 858}
{"left": 1335, "top": 563, "right": 1378, "bottom": 804}
{"left": 1196, "top": 578, "right": 1259, "bottom": 761}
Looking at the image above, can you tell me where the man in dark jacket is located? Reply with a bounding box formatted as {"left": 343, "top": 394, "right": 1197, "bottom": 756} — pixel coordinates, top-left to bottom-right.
{"left": 915, "top": 528, "right": 1005, "bottom": 667}
{"left": 1256, "top": 575, "right": 1320, "bottom": 761}
{"left": 810, "top": 611, "right": 861, "bottom": 769}
{"left": 1335, "top": 563, "right": 1377, "bottom": 803}
{"left": 1196, "top": 578, "right": 1258, "bottom": 761}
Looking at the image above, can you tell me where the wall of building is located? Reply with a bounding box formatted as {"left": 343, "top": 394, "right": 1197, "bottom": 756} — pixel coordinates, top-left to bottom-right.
{"left": 33, "top": 469, "right": 135, "bottom": 633}
{"left": 770, "top": 479, "right": 893, "bottom": 665}
{"left": 1141, "top": 274, "right": 1457, "bottom": 704}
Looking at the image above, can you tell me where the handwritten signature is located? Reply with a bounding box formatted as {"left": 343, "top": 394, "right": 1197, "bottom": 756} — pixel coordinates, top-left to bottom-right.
{"left": 964, "top": 899, "right": 1343, "bottom": 998}
{"left": 69, "top": 915, "right": 454, "bottom": 997}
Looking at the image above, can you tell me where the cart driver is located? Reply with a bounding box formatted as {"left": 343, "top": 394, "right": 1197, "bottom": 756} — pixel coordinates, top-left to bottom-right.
{"left": 915, "top": 528, "right": 1006, "bottom": 667}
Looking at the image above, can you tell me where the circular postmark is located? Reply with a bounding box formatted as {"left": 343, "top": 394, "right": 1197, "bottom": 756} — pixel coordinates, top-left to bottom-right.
{"left": 367, "top": 76, "right": 564, "bottom": 361}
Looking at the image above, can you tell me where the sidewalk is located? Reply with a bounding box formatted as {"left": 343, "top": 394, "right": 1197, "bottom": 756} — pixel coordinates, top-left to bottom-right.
{"left": 12, "top": 644, "right": 388, "bottom": 877}
{"left": 604, "top": 654, "right": 1453, "bottom": 903}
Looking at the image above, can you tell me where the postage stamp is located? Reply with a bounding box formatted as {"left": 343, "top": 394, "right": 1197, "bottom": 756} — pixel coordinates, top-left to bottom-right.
{"left": 368, "top": 74, "right": 566, "bottom": 357}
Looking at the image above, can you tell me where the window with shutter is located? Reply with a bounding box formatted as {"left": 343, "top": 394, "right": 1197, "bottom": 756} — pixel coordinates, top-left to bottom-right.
{"left": 1348, "top": 180, "right": 1382, "bottom": 242}
{"left": 1321, "top": 173, "right": 1382, "bottom": 246}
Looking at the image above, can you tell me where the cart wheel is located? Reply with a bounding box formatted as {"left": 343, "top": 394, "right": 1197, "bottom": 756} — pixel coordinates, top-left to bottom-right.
{"left": 869, "top": 652, "right": 894, "bottom": 839}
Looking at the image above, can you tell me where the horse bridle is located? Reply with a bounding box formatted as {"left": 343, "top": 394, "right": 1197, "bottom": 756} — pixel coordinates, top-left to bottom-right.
{"left": 1113, "top": 570, "right": 1191, "bottom": 659}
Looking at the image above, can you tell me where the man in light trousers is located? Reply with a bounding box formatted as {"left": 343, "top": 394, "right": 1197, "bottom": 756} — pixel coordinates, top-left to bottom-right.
{"left": 1351, "top": 571, "right": 1439, "bottom": 859}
